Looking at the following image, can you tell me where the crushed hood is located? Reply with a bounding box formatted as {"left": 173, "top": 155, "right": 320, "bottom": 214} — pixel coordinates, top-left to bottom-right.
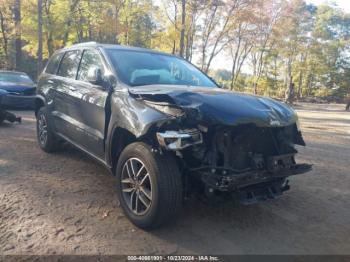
{"left": 129, "top": 85, "right": 298, "bottom": 127}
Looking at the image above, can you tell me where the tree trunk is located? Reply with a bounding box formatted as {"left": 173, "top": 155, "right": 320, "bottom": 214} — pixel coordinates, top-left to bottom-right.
{"left": 0, "top": 9, "right": 9, "bottom": 68}
{"left": 200, "top": 5, "right": 218, "bottom": 71}
{"left": 37, "top": 0, "right": 43, "bottom": 77}
{"left": 204, "top": 2, "right": 237, "bottom": 74}
{"left": 253, "top": 48, "right": 267, "bottom": 94}
{"left": 306, "top": 73, "right": 313, "bottom": 97}
{"left": 185, "top": 13, "right": 195, "bottom": 61}
{"left": 87, "top": 0, "right": 92, "bottom": 40}
{"left": 230, "top": 29, "right": 242, "bottom": 90}
{"left": 179, "top": 0, "right": 186, "bottom": 58}
{"left": 297, "top": 70, "right": 303, "bottom": 99}
{"left": 14, "top": 0, "right": 21, "bottom": 70}
{"left": 63, "top": 0, "right": 80, "bottom": 46}
{"left": 115, "top": 5, "right": 119, "bottom": 44}
{"left": 46, "top": 32, "right": 54, "bottom": 57}
{"left": 172, "top": 1, "right": 178, "bottom": 55}
{"left": 43, "top": 0, "right": 54, "bottom": 57}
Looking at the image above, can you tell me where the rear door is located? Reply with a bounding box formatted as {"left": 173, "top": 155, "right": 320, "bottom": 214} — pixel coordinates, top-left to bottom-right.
{"left": 52, "top": 49, "right": 83, "bottom": 141}
{"left": 38, "top": 51, "right": 64, "bottom": 117}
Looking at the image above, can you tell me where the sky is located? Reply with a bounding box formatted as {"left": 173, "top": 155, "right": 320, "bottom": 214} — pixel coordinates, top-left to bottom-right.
{"left": 307, "top": 0, "right": 350, "bottom": 12}
{"left": 209, "top": 0, "right": 350, "bottom": 70}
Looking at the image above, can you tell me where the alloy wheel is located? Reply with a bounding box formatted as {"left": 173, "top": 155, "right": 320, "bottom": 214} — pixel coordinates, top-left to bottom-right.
{"left": 121, "top": 158, "right": 153, "bottom": 216}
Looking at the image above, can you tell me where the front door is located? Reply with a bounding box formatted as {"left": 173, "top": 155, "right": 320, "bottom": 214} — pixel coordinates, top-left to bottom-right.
{"left": 52, "top": 48, "right": 108, "bottom": 160}
{"left": 71, "top": 49, "right": 109, "bottom": 158}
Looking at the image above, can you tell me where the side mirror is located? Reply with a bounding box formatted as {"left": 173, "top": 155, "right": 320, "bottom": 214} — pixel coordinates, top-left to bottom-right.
{"left": 107, "top": 74, "right": 117, "bottom": 90}
{"left": 86, "top": 67, "right": 103, "bottom": 86}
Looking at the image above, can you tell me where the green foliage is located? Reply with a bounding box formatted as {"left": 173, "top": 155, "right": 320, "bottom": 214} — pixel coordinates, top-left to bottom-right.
{"left": 213, "top": 69, "right": 231, "bottom": 82}
{"left": 0, "top": 0, "right": 349, "bottom": 100}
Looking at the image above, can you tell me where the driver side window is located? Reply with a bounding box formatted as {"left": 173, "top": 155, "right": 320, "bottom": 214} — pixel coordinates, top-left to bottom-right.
{"left": 77, "top": 49, "right": 104, "bottom": 82}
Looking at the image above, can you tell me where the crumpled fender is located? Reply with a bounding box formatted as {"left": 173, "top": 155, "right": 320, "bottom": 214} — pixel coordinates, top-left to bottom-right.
{"left": 108, "top": 90, "right": 171, "bottom": 138}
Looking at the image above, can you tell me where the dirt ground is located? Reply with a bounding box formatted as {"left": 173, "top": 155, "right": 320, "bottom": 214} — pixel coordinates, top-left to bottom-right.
{"left": 0, "top": 103, "right": 349, "bottom": 255}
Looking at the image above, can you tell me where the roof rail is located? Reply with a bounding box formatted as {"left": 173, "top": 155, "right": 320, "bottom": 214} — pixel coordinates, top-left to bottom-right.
{"left": 70, "top": 41, "right": 99, "bottom": 47}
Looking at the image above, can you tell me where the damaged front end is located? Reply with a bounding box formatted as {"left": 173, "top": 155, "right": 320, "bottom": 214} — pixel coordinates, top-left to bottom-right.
{"left": 130, "top": 87, "right": 312, "bottom": 204}
{"left": 156, "top": 129, "right": 203, "bottom": 150}
{"left": 186, "top": 124, "right": 312, "bottom": 204}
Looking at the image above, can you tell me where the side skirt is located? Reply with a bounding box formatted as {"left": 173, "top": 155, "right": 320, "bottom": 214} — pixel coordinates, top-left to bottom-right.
{"left": 56, "top": 132, "right": 113, "bottom": 174}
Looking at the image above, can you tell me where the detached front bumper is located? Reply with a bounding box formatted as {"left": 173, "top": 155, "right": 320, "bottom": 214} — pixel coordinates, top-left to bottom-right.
{"left": 1, "top": 94, "right": 35, "bottom": 109}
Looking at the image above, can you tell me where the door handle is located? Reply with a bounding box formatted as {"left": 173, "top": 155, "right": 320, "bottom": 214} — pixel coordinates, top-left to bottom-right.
{"left": 68, "top": 86, "right": 77, "bottom": 91}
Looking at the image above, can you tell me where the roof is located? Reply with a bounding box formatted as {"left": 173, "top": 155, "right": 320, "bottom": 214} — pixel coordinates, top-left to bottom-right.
{"left": 61, "top": 42, "right": 174, "bottom": 56}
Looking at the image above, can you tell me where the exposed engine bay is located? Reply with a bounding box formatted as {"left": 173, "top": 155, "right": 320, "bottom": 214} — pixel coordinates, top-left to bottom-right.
{"left": 157, "top": 122, "right": 311, "bottom": 204}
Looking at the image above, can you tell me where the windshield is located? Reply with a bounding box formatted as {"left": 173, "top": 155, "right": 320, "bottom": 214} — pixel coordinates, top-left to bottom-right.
{"left": 0, "top": 72, "right": 33, "bottom": 85}
{"left": 106, "top": 49, "right": 217, "bottom": 88}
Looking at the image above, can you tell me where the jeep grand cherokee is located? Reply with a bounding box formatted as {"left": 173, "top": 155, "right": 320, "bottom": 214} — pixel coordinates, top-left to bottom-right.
{"left": 35, "top": 42, "right": 312, "bottom": 229}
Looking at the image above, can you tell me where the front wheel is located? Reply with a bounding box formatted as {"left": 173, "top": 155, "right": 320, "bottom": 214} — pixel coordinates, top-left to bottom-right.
{"left": 116, "top": 142, "right": 183, "bottom": 229}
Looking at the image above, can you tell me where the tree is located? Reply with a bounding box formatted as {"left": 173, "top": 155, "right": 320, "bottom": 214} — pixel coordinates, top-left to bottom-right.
{"left": 179, "top": 0, "right": 186, "bottom": 57}
{"left": 227, "top": 5, "right": 255, "bottom": 90}
{"left": 198, "top": 0, "right": 251, "bottom": 73}
{"left": 37, "top": 0, "right": 43, "bottom": 75}
{"left": 249, "top": 0, "right": 283, "bottom": 94}
{"left": 0, "top": 5, "right": 10, "bottom": 68}
{"left": 0, "top": 0, "right": 349, "bottom": 100}
{"left": 62, "top": 0, "right": 80, "bottom": 46}
{"left": 14, "top": 0, "right": 21, "bottom": 70}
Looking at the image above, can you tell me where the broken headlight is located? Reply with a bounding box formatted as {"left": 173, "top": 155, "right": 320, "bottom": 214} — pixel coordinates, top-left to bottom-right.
{"left": 156, "top": 129, "right": 203, "bottom": 150}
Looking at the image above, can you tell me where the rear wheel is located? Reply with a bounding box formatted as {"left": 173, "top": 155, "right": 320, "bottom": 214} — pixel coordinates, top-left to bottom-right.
{"left": 36, "top": 107, "right": 60, "bottom": 152}
{"left": 116, "top": 142, "right": 183, "bottom": 229}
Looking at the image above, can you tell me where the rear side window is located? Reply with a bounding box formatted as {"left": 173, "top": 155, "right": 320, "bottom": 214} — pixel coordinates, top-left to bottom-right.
{"left": 45, "top": 52, "right": 63, "bottom": 75}
{"left": 58, "top": 50, "right": 82, "bottom": 79}
{"left": 77, "top": 49, "right": 104, "bottom": 82}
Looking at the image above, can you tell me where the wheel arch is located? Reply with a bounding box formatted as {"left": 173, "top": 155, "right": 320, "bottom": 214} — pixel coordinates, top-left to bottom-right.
{"left": 109, "top": 126, "right": 137, "bottom": 174}
{"left": 34, "top": 96, "right": 46, "bottom": 117}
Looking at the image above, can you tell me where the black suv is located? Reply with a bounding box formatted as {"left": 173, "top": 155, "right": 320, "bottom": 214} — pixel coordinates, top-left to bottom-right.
{"left": 36, "top": 42, "right": 311, "bottom": 229}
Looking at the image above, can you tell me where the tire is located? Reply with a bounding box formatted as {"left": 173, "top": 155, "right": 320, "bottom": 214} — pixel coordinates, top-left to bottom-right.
{"left": 116, "top": 142, "right": 183, "bottom": 229}
{"left": 36, "top": 107, "right": 60, "bottom": 153}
